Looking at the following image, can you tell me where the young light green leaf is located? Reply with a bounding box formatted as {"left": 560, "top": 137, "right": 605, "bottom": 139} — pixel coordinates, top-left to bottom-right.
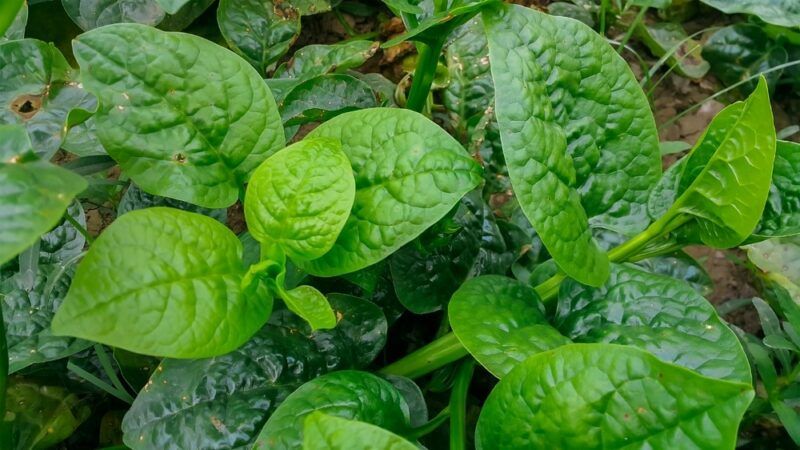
{"left": 0, "top": 39, "right": 95, "bottom": 159}
{"left": 73, "top": 23, "right": 284, "bottom": 208}
{"left": 753, "top": 140, "right": 800, "bottom": 238}
{"left": 484, "top": 3, "right": 661, "bottom": 285}
{"left": 278, "top": 284, "right": 336, "bottom": 331}
{"left": 217, "top": 0, "right": 300, "bottom": 74}
{"left": 253, "top": 371, "right": 413, "bottom": 450}
{"left": 303, "top": 412, "right": 418, "bottom": 450}
{"left": 662, "top": 77, "right": 776, "bottom": 248}
{"left": 296, "top": 108, "right": 483, "bottom": 276}
{"left": 52, "top": 207, "right": 273, "bottom": 358}
{"left": 556, "top": 264, "right": 751, "bottom": 382}
{"left": 0, "top": 127, "right": 87, "bottom": 266}
{"left": 476, "top": 344, "right": 754, "bottom": 450}
{"left": 700, "top": 0, "right": 800, "bottom": 28}
{"left": 449, "top": 276, "right": 570, "bottom": 378}
{"left": 245, "top": 137, "right": 355, "bottom": 261}
{"left": 122, "top": 294, "right": 386, "bottom": 450}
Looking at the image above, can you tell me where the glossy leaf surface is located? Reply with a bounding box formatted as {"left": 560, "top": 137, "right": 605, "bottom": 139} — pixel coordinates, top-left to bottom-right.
{"left": 62, "top": 0, "right": 214, "bottom": 31}
{"left": 253, "top": 370, "right": 412, "bottom": 449}
{"left": 245, "top": 138, "right": 354, "bottom": 261}
{"left": 280, "top": 74, "right": 378, "bottom": 128}
{"left": 298, "top": 108, "right": 482, "bottom": 276}
{"left": 754, "top": 140, "right": 800, "bottom": 238}
{"left": 556, "top": 264, "right": 751, "bottom": 382}
{"left": 73, "top": 23, "right": 284, "bottom": 208}
{"left": 122, "top": 294, "right": 386, "bottom": 450}
{"left": 217, "top": 0, "right": 300, "bottom": 74}
{"left": 476, "top": 344, "right": 754, "bottom": 450}
{"left": 0, "top": 39, "right": 95, "bottom": 158}
{"left": 700, "top": 0, "right": 800, "bottom": 27}
{"left": 302, "top": 412, "right": 417, "bottom": 450}
{"left": 704, "top": 24, "right": 787, "bottom": 93}
{"left": 484, "top": 3, "right": 661, "bottom": 285}
{"left": 52, "top": 208, "right": 272, "bottom": 358}
{"left": 449, "top": 276, "right": 570, "bottom": 378}
{"left": 279, "top": 284, "right": 336, "bottom": 331}
{"left": 664, "top": 78, "right": 776, "bottom": 248}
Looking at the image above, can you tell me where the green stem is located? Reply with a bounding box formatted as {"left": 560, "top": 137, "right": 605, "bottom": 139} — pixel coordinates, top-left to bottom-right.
{"left": 379, "top": 332, "right": 467, "bottom": 378}
{"left": 405, "top": 406, "right": 451, "bottom": 440}
{"left": 0, "top": 301, "right": 10, "bottom": 449}
{"left": 405, "top": 39, "right": 444, "bottom": 112}
{"left": 380, "top": 213, "right": 694, "bottom": 379}
{"left": 65, "top": 211, "right": 94, "bottom": 245}
{"left": 449, "top": 360, "right": 475, "bottom": 450}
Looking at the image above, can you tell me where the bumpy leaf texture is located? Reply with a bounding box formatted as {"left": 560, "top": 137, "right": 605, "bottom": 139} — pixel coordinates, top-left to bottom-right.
{"left": 245, "top": 137, "right": 355, "bottom": 261}
{"left": 298, "top": 108, "right": 482, "bottom": 276}
{"left": 700, "top": 0, "right": 800, "bottom": 28}
{"left": 302, "top": 413, "right": 417, "bottom": 450}
{"left": 476, "top": 344, "right": 754, "bottom": 450}
{"left": 73, "top": 23, "right": 284, "bottom": 208}
{"left": 484, "top": 3, "right": 661, "bottom": 285}
{"left": 122, "top": 294, "right": 386, "bottom": 450}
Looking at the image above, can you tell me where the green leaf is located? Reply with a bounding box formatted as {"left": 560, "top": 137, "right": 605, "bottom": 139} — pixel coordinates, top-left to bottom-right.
{"left": 119, "top": 182, "right": 228, "bottom": 224}
{"left": 0, "top": 0, "right": 26, "bottom": 42}
{"left": 5, "top": 379, "right": 91, "bottom": 450}
{"left": 0, "top": 129, "right": 87, "bottom": 266}
{"left": 280, "top": 74, "right": 379, "bottom": 128}
{"left": 275, "top": 40, "right": 379, "bottom": 83}
{"left": 3, "top": 263, "right": 92, "bottom": 374}
{"left": 753, "top": 140, "right": 800, "bottom": 238}
{"left": 484, "top": 3, "right": 661, "bottom": 285}
{"left": 62, "top": 0, "right": 214, "bottom": 31}
{"left": 0, "top": 39, "right": 95, "bottom": 159}
{"left": 73, "top": 23, "right": 284, "bottom": 208}
{"left": 703, "top": 24, "right": 787, "bottom": 93}
{"left": 122, "top": 294, "right": 386, "bottom": 450}
{"left": 62, "top": 117, "right": 107, "bottom": 157}
{"left": 662, "top": 78, "right": 776, "bottom": 248}
{"left": 383, "top": 0, "right": 495, "bottom": 47}
{"left": 746, "top": 236, "right": 800, "bottom": 286}
{"left": 635, "top": 251, "right": 712, "bottom": 296}
{"left": 556, "top": 264, "right": 751, "bottom": 382}
{"left": 547, "top": 2, "right": 594, "bottom": 26}
{"left": 0, "top": 0, "right": 23, "bottom": 38}
{"left": 253, "top": 371, "right": 412, "bottom": 450}
{"left": 296, "top": 108, "right": 482, "bottom": 276}
{"left": 390, "top": 192, "right": 514, "bottom": 314}
{"left": 245, "top": 137, "right": 355, "bottom": 261}
{"left": 51, "top": 207, "right": 273, "bottom": 358}
{"left": 302, "top": 412, "right": 418, "bottom": 450}
{"left": 699, "top": 0, "right": 800, "bottom": 28}
{"left": 217, "top": 0, "right": 300, "bottom": 74}
{"left": 449, "top": 276, "right": 571, "bottom": 378}
{"left": 476, "top": 344, "right": 754, "bottom": 450}
{"left": 278, "top": 284, "right": 336, "bottom": 330}
{"left": 637, "top": 22, "right": 709, "bottom": 79}
{"left": 290, "top": 0, "right": 332, "bottom": 15}
{"left": 155, "top": 0, "right": 191, "bottom": 14}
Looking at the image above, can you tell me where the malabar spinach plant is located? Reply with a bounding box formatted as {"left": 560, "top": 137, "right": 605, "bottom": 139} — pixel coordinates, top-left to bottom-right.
{"left": 0, "top": 0, "right": 796, "bottom": 449}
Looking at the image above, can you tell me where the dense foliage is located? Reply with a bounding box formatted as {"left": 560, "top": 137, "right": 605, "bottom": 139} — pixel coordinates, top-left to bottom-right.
{"left": 1, "top": 0, "right": 799, "bottom": 449}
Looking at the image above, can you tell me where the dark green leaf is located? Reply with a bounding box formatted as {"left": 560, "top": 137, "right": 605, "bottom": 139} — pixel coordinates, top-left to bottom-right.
{"left": 0, "top": 39, "right": 95, "bottom": 158}
{"left": 274, "top": 40, "right": 379, "bottom": 83}
{"left": 119, "top": 183, "right": 227, "bottom": 224}
{"left": 280, "top": 74, "right": 378, "bottom": 128}
{"left": 121, "top": 294, "right": 386, "bottom": 450}
{"left": 217, "top": 0, "right": 300, "bottom": 75}
{"left": 556, "top": 264, "right": 751, "bottom": 382}
{"left": 62, "top": 0, "right": 214, "bottom": 31}
{"left": 704, "top": 24, "right": 787, "bottom": 93}
{"left": 753, "top": 140, "right": 800, "bottom": 238}
{"left": 637, "top": 22, "right": 709, "bottom": 79}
